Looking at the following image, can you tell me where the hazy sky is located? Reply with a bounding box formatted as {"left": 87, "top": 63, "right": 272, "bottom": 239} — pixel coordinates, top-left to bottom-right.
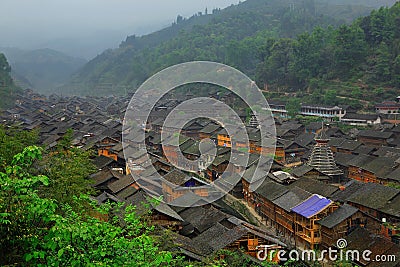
{"left": 0, "top": 0, "right": 239, "bottom": 51}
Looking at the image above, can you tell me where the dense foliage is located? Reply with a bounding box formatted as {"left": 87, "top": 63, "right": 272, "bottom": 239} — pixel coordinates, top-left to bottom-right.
{"left": 0, "top": 125, "right": 39, "bottom": 172}
{"left": 0, "top": 53, "right": 22, "bottom": 109}
{"left": 257, "top": 3, "right": 400, "bottom": 104}
{"left": 65, "top": 0, "right": 381, "bottom": 96}
{"left": 0, "top": 128, "right": 182, "bottom": 265}
{"left": 0, "top": 146, "right": 176, "bottom": 266}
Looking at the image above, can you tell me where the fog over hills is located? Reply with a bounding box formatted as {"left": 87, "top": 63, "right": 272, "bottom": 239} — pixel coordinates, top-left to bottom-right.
{"left": 63, "top": 0, "right": 398, "bottom": 96}
{"left": 0, "top": 0, "right": 397, "bottom": 95}
{"left": 0, "top": 0, "right": 238, "bottom": 59}
{"left": 0, "top": 47, "right": 87, "bottom": 94}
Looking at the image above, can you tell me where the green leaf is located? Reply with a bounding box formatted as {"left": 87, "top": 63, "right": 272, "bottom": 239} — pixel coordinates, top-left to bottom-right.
{"left": 25, "top": 253, "right": 33, "bottom": 262}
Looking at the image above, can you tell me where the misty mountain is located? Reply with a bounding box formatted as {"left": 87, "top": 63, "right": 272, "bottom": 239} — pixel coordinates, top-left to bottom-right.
{"left": 64, "top": 0, "right": 394, "bottom": 96}
{"left": 36, "top": 30, "right": 130, "bottom": 60}
{"left": 0, "top": 47, "right": 87, "bottom": 95}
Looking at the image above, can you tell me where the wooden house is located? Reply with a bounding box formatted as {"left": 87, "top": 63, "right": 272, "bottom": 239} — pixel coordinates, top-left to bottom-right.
{"left": 161, "top": 169, "right": 209, "bottom": 203}
{"left": 97, "top": 136, "right": 120, "bottom": 160}
{"left": 125, "top": 190, "right": 183, "bottom": 229}
{"left": 282, "top": 140, "right": 307, "bottom": 165}
{"left": 162, "top": 136, "right": 195, "bottom": 168}
{"left": 199, "top": 123, "right": 221, "bottom": 140}
{"left": 176, "top": 206, "right": 286, "bottom": 263}
{"left": 251, "top": 177, "right": 288, "bottom": 213}
{"left": 217, "top": 128, "right": 232, "bottom": 148}
{"left": 345, "top": 183, "right": 399, "bottom": 233}
{"left": 91, "top": 170, "right": 122, "bottom": 191}
{"left": 291, "top": 194, "right": 338, "bottom": 250}
{"left": 318, "top": 204, "right": 364, "bottom": 248}
{"left": 278, "top": 121, "right": 305, "bottom": 136}
{"left": 270, "top": 187, "right": 311, "bottom": 237}
{"left": 343, "top": 227, "right": 400, "bottom": 267}
{"left": 290, "top": 165, "right": 329, "bottom": 182}
{"left": 304, "top": 122, "right": 324, "bottom": 134}
{"left": 337, "top": 139, "right": 363, "bottom": 154}
{"left": 357, "top": 130, "right": 394, "bottom": 147}
{"left": 334, "top": 152, "right": 356, "bottom": 178}
{"left": 347, "top": 155, "right": 397, "bottom": 185}
{"left": 181, "top": 120, "right": 207, "bottom": 139}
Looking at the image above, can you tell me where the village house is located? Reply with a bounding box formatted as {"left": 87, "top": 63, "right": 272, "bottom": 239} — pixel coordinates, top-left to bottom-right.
{"left": 318, "top": 204, "right": 364, "bottom": 248}
{"left": 300, "top": 104, "right": 345, "bottom": 121}
{"left": 344, "top": 227, "right": 400, "bottom": 266}
{"left": 347, "top": 154, "right": 398, "bottom": 184}
{"left": 357, "top": 130, "right": 394, "bottom": 147}
{"left": 328, "top": 137, "right": 363, "bottom": 154}
{"left": 267, "top": 101, "right": 288, "bottom": 118}
{"left": 341, "top": 113, "right": 382, "bottom": 126}
{"left": 162, "top": 169, "right": 209, "bottom": 203}
{"left": 290, "top": 165, "right": 330, "bottom": 181}
{"left": 175, "top": 205, "right": 286, "bottom": 263}
{"left": 291, "top": 194, "right": 338, "bottom": 250}
{"left": 375, "top": 101, "right": 400, "bottom": 114}
{"left": 199, "top": 122, "right": 221, "bottom": 140}
{"left": 96, "top": 137, "right": 120, "bottom": 160}
{"left": 332, "top": 181, "right": 400, "bottom": 238}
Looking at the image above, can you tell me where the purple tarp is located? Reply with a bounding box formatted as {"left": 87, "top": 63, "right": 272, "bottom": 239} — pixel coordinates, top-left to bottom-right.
{"left": 291, "top": 194, "right": 332, "bottom": 218}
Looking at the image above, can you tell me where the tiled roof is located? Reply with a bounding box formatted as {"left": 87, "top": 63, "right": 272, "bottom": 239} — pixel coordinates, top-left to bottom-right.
{"left": 107, "top": 174, "right": 135, "bottom": 194}
{"left": 347, "top": 183, "right": 399, "bottom": 210}
{"left": 318, "top": 204, "right": 359, "bottom": 228}
{"left": 288, "top": 177, "right": 339, "bottom": 198}
{"left": 358, "top": 130, "right": 393, "bottom": 139}
{"left": 272, "top": 186, "right": 311, "bottom": 212}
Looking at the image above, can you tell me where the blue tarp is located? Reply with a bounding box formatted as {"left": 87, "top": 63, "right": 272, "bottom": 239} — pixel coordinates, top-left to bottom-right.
{"left": 291, "top": 194, "right": 332, "bottom": 218}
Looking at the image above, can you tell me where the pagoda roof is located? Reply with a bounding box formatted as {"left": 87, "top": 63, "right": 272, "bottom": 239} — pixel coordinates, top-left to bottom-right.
{"left": 307, "top": 136, "right": 343, "bottom": 177}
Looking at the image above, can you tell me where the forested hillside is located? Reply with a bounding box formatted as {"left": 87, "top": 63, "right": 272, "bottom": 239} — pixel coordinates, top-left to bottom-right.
{"left": 0, "top": 54, "right": 21, "bottom": 109}
{"left": 65, "top": 0, "right": 385, "bottom": 96}
{"left": 257, "top": 2, "right": 400, "bottom": 106}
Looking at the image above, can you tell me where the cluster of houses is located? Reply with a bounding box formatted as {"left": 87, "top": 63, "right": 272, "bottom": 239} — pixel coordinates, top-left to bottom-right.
{"left": 1, "top": 89, "right": 400, "bottom": 266}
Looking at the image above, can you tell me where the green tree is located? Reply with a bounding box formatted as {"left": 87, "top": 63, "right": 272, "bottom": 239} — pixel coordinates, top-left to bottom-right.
{"left": 38, "top": 133, "right": 96, "bottom": 210}
{"left": 286, "top": 98, "right": 301, "bottom": 118}
{"left": 392, "top": 55, "right": 400, "bottom": 87}
{"left": 264, "top": 39, "right": 295, "bottom": 86}
{"left": 0, "top": 146, "right": 175, "bottom": 266}
{"left": 323, "top": 90, "right": 338, "bottom": 105}
{"left": 291, "top": 27, "right": 330, "bottom": 83}
{"left": 0, "top": 126, "right": 39, "bottom": 172}
{"left": 0, "top": 53, "right": 21, "bottom": 109}
{"left": 333, "top": 25, "right": 367, "bottom": 78}
{"left": 0, "top": 146, "right": 55, "bottom": 264}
